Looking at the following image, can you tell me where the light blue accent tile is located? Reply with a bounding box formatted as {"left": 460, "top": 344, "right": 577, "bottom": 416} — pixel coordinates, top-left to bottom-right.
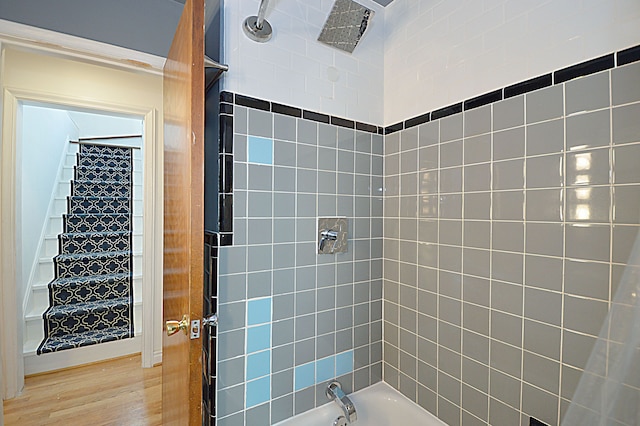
{"left": 247, "top": 298, "right": 272, "bottom": 326}
{"left": 246, "top": 376, "right": 271, "bottom": 408}
{"left": 294, "top": 362, "right": 315, "bottom": 391}
{"left": 248, "top": 136, "right": 273, "bottom": 165}
{"left": 316, "top": 356, "right": 336, "bottom": 383}
{"left": 247, "top": 350, "right": 271, "bottom": 380}
{"left": 247, "top": 324, "right": 271, "bottom": 353}
{"left": 336, "top": 351, "right": 354, "bottom": 377}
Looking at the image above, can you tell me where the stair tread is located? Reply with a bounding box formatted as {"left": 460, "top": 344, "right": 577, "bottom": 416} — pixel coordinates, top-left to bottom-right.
{"left": 51, "top": 272, "right": 131, "bottom": 285}
{"left": 60, "top": 230, "right": 130, "bottom": 238}
{"left": 37, "top": 326, "right": 133, "bottom": 354}
{"left": 73, "top": 179, "right": 131, "bottom": 185}
{"left": 55, "top": 251, "right": 131, "bottom": 261}
{"left": 45, "top": 297, "right": 131, "bottom": 316}
{"left": 64, "top": 213, "right": 130, "bottom": 217}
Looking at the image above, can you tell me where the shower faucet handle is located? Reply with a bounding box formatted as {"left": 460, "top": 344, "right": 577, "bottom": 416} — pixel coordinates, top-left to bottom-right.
{"left": 319, "top": 229, "right": 339, "bottom": 252}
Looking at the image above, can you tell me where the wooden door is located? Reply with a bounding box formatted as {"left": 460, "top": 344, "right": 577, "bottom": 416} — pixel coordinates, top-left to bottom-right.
{"left": 162, "top": 0, "right": 205, "bottom": 424}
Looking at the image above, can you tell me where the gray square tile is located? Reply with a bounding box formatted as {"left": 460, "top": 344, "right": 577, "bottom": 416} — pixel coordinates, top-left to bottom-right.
{"left": 218, "top": 301, "right": 245, "bottom": 331}
{"left": 524, "top": 254, "right": 563, "bottom": 292}
{"left": 274, "top": 114, "right": 296, "bottom": 141}
{"left": 563, "top": 295, "right": 608, "bottom": 336}
{"left": 298, "top": 119, "right": 317, "bottom": 145}
{"left": 294, "top": 387, "right": 316, "bottom": 415}
{"left": 294, "top": 338, "right": 315, "bottom": 366}
{"left": 526, "top": 154, "right": 563, "bottom": 189}
{"left": 613, "top": 185, "right": 640, "bottom": 224}
{"left": 249, "top": 109, "right": 272, "bottom": 138}
{"left": 525, "top": 223, "right": 564, "bottom": 257}
{"left": 490, "top": 339, "right": 522, "bottom": 378}
{"left": 318, "top": 147, "right": 337, "bottom": 172}
{"left": 319, "top": 123, "right": 337, "bottom": 148}
{"left": 246, "top": 404, "right": 270, "bottom": 426}
{"left": 462, "top": 383, "right": 489, "bottom": 421}
{"left": 463, "top": 220, "right": 491, "bottom": 249}
{"left": 273, "top": 268, "right": 295, "bottom": 294}
{"left": 419, "top": 145, "right": 439, "bottom": 171}
{"left": 614, "top": 143, "right": 640, "bottom": 184}
{"left": 526, "top": 85, "right": 563, "bottom": 124}
{"left": 493, "top": 95, "right": 524, "bottom": 131}
{"left": 523, "top": 319, "right": 561, "bottom": 360}
{"left": 566, "top": 109, "right": 611, "bottom": 151}
{"left": 464, "top": 104, "right": 491, "bottom": 137}
{"left": 464, "top": 134, "right": 491, "bottom": 165}
{"left": 438, "top": 245, "right": 461, "bottom": 272}
{"left": 565, "top": 70, "right": 610, "bottom": 114}
{"left": 274, "top": 167, "right": 296, "bottom": 192}
{"left": 401, "top": 126, "right": 419, "bottom": 151}
{"left": 217, "top": 384, "right": 245, "bottom": 418}
{"left": 490, "top": 310, "right": 522, "bottom": 347}
{"left": 248, "top": 164, "right": 273, "bottom": 191}
{"left": 463, "top": 303, "right": 489, "bottom": 335}
{"left": 565, "top": 223, "right": 611, "bottom": 261}
{"left": 273, "top": 192, "right": 295, "bottom": 218}
{"left": 524, "top": 287, "right": 561, "bottom": 326}
{"left": 274, "top": 140, "right": 296, "bottom": 167}
{"left": 440, "top": 113, "right": 463, "bottom": 142}
{"left": 567, "top": 147, "right": 611, "bottom": 186}
{"left": 489, "top": 369, "right": 521, "bottom": 410}
{"left": 355, "top": 153, "right": 371, "bottom": 175}
{"left": 219, "top": 274, "right": 247, "bottom": 304}
{"left": 337, "top": 173, "right": 354, "bottom": 195}
{"left": 218, "top": 357, "right": 245, "bottom": 389}
{"left": 464, "top": 192, "right": 491, "bottom": 220}
{"left": 439, "top": 219, "right": 462, "bottom": 246}
{"left": 234, "top": 163, "right": 247, "bottom": 190}
{"left": 566, "top": 186, "right": 610, "bottom": 223}
{"left": 235, "top": 134, "right": 247, "bottom": 162}
{"left": 493, "top": 127, "right": 525, "bottom": 161}
{"left": 295, "top": 264, "right": 316, "bottom": 289}
{"left": 493, "top": 190, "right": 524, "bottom": 221}
{"left": 273, "top": 293, "right": 294, "bottom": 321}
{"left": 338, "top": 128, "right": 355, "bottom": 150}
{"left": 493, "top": 159, "right": 524, "bottom": 190}
{"left": 525, "top": 188, "right": 563, "bottom": 221}
{"left": 247, "top": 191, "right": 272, "bottom": 217}
{"left": 523, "top": 351, "right": 560, "bottom": 394}
{"left": 464, "top": 163, "right": 491, "bottom": 192}
{"left": 492, "top": 221, "right": 524, "bottom": 252}
{"left": 247, "top": 245, "right": 272, "bottom": 272}
{"left": 297, "top": 143, "right": 317, "bottom": 169}
{"left": 439, "top": 393, "right": 462, "bottom": 426}
{"left": 234, "top": 106, "right": 247, "bottom": 134}
{"left": 219, "top": 246, "right": 247, "bottom": 275}
{"left": 218, "top": 329, "right": 245, "bottom": 360}
{"left": 464, "top": 247, "right": 490, "bottom": 279}
{"left": 492, "top": 251, "right": 523, "bottom": 284}
{"left": 612, "top": 61, "right": 640, "bottom": 106}
{"left": 526, "top": 118, "right": 564, "bottom": 156}
{"left": 613, "top": 103, "right": 640, "bottom": 145}
{"left": 439, "top": 194, "right": 462, "bottom": 219}
{"left": 440, "top": 167, "right": 463, "bottom": 193}
{"left": 462, "top": 357, "right": 489, "bottom": 393}
{"left": 419, "top": 121, "right": 439, "bottom": 147}
{"left": 372, "top": 134, "right": 384, "bottom": 155}
{"left": 490, "top": 280, "right": 522, "bottom": 316}
{"left": 295, "top": 313, "right": 316, "bottom": 341}
{"left": 462, "top": 275, "right": 490, "bottom": 307}
{"left": 335, "top": 328, "right": 353, "bottom": 352}
{"left": 355, "top": 131, "right": 372, "bottom": 153}
{"left": 440, "top": 140, "right": 463, "bottom": 168}
{"left": 272, "top": 368, "right": 293, "bottom": 398}
{"left": 338, "top": 149, "right": 355, "bottom": 173}
{"left": 248, "top": 219, "right": 272, "bottom": 244}
{"left": 564, "top": 258, "right": 609, "bottom": 300}
{"left": 297, "top": 169, "right": 317, "bottom": 193}
{"left": 273, "top": 219, "right": 295, "bottom": 244}
{"left": 562, "top": 330, "right": 597, "bottom": 370}
{"left": 316, "top": 332, "right": 335, "bottom": 359}
{"left": 272, "top": 320, "right": 294, "bottom": 349}
{"left": 385, "top": 132, "right": 400, "bottom": 155}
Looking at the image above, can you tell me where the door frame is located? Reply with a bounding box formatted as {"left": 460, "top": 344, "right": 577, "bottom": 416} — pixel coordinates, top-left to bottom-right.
{"left": 0, "top": 37, "right": 164, "bottom": 399}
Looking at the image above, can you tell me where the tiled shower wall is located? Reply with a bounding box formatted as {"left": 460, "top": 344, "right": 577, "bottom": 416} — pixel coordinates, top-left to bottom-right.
{"left": 215, "top": 97, "right": 384, "bottom": 425}
{"left": 383, "top": 59, "right": 640, "bottom": 426}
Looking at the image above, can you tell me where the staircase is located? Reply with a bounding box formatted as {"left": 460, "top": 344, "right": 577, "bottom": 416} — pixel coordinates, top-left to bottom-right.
{"left": 37, "top": 143, "right": 135, "bottom": 354}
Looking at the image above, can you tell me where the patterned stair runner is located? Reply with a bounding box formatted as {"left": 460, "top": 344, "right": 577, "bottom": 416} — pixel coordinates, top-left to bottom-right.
{"left": 37, "top": 143, "right": 134, "bottom": 354}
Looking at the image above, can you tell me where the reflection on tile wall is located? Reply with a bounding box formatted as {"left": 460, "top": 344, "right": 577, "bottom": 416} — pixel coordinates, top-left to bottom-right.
{"left": 216, "top": 95, "right": 385, "bottom": 425}
{"left": 383, "top": 59, "right": 640, "bottom": 426}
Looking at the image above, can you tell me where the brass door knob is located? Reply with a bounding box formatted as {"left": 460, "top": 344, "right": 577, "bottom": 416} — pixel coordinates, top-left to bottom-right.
{"left": 166, "top": 314, "right": 189, "bottom": 336}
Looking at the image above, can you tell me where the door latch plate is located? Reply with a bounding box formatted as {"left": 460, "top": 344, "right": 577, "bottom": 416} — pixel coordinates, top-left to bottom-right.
{"left": 190, "top": 319, "right": 201, "bottom": 339}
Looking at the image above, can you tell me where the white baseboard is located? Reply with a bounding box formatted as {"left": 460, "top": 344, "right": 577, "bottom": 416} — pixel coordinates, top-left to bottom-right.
{"left": 24, "top": 335, "right": 142, "bottom": 375}
{"left": 153, "top": 350, "right": 162, "bottom": 367}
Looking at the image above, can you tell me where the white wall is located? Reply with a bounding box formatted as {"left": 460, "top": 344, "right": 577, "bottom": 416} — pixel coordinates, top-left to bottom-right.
{"left": 384, "top": 0, "right": 640, "bottom": 125}
{"left": 68, "top": 111, "right": 143, "bottom": 140}
{"left": 19, "top": 105, "right": 78, "bottom": 300}
{"left": 222, "top": 0, "right": 385, "bottom": 124}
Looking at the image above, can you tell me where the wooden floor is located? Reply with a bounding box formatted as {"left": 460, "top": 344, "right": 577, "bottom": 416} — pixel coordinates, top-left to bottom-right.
{"left": 3, "top": 354, "right": 161, "bottom": 426}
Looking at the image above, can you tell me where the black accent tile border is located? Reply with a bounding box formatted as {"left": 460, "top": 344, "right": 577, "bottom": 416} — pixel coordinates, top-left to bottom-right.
{"left": 504, "top": 74, "right": 552, "bottom": 99}
{"left": 203, "top": 231, "right": 218, "bottom": 425}
{"left": 464, "top": 89, "right": 502, "bottom": 111}
{"left": 554, "top": 53, "right": 614, "bottom": 84}
{"left": 219, "top": 91, "right": 381, "bottom": 135}
{"left": 220, "top": 103, "right": 233, "bottom": 115}
{"left": 431, "top": 102, "right": 463, "bottom": 120}
{"left": 617, "top": 44, "right": 640, "bottom": 66}
{"left": 385, "top": 44, "right": 640, "bottom": 134}
{"left": 530, "top": 417, "right": 550, "bottom": 426}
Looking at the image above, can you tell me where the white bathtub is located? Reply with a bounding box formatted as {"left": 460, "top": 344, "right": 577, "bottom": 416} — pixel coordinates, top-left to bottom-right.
{"left": 274, "top": 381, "right": 446, "bottom": 426}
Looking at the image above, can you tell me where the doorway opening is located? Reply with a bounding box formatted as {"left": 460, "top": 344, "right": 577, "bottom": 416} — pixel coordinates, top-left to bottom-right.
{"left": 18, "top": 102, "right": 145, "bottom": 375}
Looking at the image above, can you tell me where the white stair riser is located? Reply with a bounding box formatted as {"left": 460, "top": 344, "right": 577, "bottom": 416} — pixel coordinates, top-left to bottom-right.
{"left": 42, "top": 237, "right": 58, "bottom": 258}
{"left": 56, "top": 182, "right": 71, "bottom": 197}
{"left": 47, "top": 217, "right": 63, "bottom": 235}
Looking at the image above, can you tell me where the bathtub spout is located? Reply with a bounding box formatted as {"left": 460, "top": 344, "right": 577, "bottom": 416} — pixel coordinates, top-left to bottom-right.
{"left": 326, "top": 381, "right": 357, "bottom": 423}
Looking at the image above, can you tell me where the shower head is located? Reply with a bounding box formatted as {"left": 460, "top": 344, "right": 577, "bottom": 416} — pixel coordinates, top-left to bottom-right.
{"left": 317, "top": 0, "right": 375, "bottom": 54}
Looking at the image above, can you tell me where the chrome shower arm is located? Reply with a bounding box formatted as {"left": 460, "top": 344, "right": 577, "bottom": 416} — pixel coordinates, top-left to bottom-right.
{"left": 256, "top": 0, "right": 270, "bottom": 30}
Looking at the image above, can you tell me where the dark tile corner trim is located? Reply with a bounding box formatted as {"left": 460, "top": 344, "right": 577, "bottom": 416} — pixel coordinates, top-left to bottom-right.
{"left": 431, "top": 102, "right": 463, "bottom": 121}
{"left": 384, "top": 122, "right": 403, "bottom": 135}
{"left": 228, "top": 92, "right": 380, "bottom": 135}
{"left": 404, "top": 112, "right": 430, "bottom": 130}
{"left": 617, "top": 44, "right": 640, "bottom": 66}
{"left": 553, "top": 53, "right": 614, "bottom": 84}
{"left": 530, "top": 417, "right": 550, "bottom": 426}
